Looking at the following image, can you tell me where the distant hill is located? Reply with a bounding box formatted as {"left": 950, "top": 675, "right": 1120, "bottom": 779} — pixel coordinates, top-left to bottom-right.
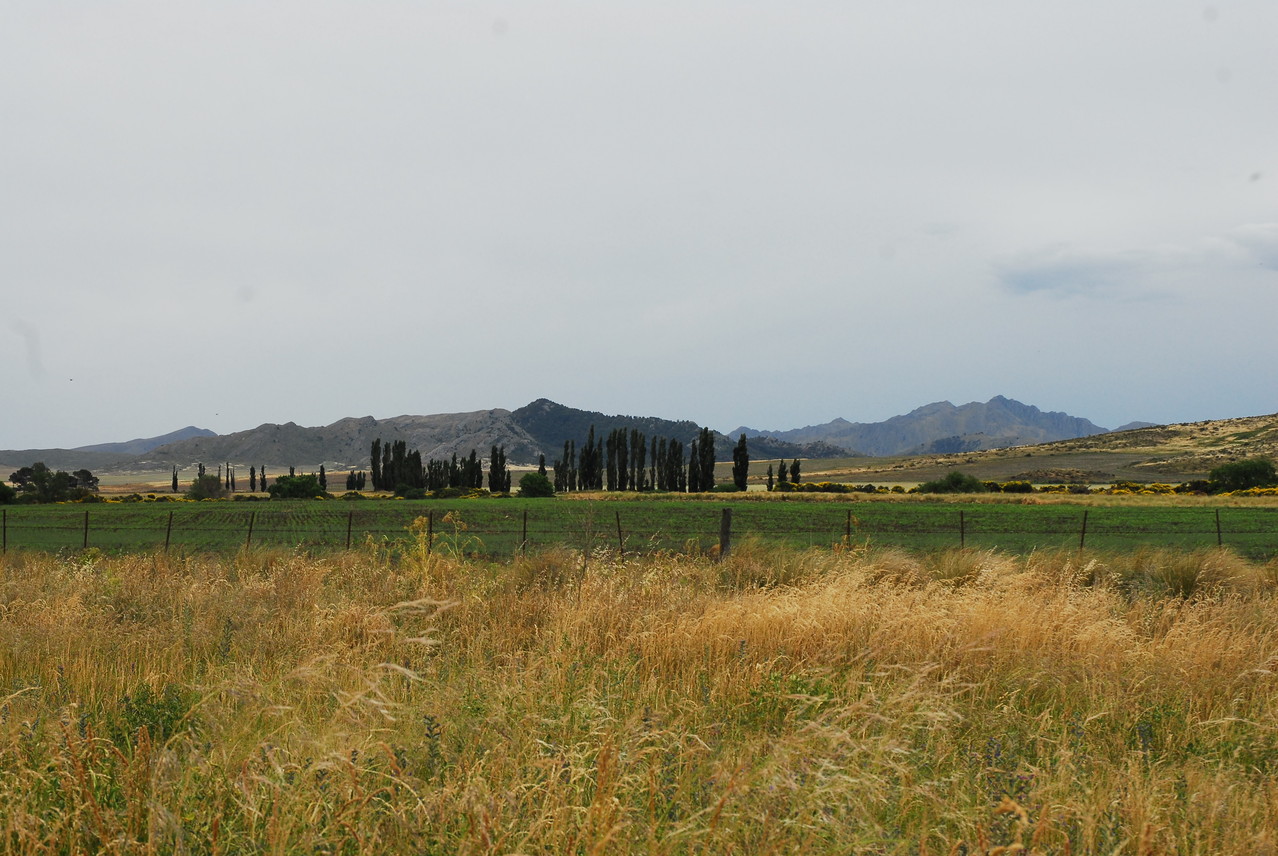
{"left": 798, "top": 411, "right": 1278, "bottom": 486}
{"left": 735, "top": 396, "right": 1108, "bottom": 457}
{"left": 73, "top": 426, "right": 216, "bottom": 455}
{"left": 7, "top": 400, "right": 838, "bottom": 474}
{"left": 0, "top": 397, "right": 1134, "bottom": 477}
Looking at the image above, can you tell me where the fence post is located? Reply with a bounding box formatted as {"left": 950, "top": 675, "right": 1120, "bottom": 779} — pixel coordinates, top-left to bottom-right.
{"left": 165, "top": 510, "right": 174, "bottom": 553}
{"left": 246, "top": 511, "right": 255, "bottom": 549}
{"left": 83, "top": 510, "right": 90, "bottom": 550}
{"left": 346, "top": 510, "right": 354, "bottom": 550}
{"left": 845, "top": 510, "right": 852, "bottom": 546}
{"left": 521, "top": 510, "right": 528, "bottom": 557}
{"left": 1079, "top": 510, "right": 1088, "bottom": 550}
{"left": 1216, "top": 508, "right": 1222, "bottom": 548}
{"left": 718, "top": 508, "right": 732, "bottom": 561}
{"left": 616, "top": 511, "right": 625, "bottom": 559}
{"left": 960, "top": 510, "right": 965, "bottom": 548}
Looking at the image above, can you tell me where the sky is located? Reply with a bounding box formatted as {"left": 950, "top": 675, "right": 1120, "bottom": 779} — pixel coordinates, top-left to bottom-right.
{"left": 3, "top": 1, "right": 1276, "bottom": 451}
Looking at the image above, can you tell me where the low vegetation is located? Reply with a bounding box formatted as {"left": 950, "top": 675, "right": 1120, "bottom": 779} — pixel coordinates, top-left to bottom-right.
{"left": 3, "top": 540, "right": 1278, "bottom": 852}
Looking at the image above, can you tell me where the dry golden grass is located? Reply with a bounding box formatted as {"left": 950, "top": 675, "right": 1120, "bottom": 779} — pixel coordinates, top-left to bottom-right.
{"left": 3, "top": 539, "right": 1278, "bottom": 853}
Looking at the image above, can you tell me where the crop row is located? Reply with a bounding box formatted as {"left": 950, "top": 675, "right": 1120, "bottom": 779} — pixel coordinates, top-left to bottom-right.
{"left": 4, "top": 498, "right": 1278, "bottom": 558}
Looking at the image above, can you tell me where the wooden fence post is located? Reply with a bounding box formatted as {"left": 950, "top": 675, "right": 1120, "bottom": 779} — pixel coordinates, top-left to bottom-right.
{"left": 960, "top": 510, "right": 965, "bottom": 548}
{"left": 165, "top": 510, "right": 174, "bottom": 553}
{"left": 1216, "top": 509, "right": 1222, "bottom": 548}
{"left": 616, "top": 511, "right": 625, "bottom": 559}
{"left": 1079, "top": 510, "right": 1088, "bottom": 550}
{"left": 718, "top": 508, "right": 732, "bottom": 561}
{"left": 346, "top": 510, "right": 354, "bottom": 550}
{"left": 246, "top": 511, "right": 255, "bottom": 549}
{"left": 845, "top": 510, "right": 852, "bottom": 546}
{"left": 521, "top": 510, "right": 528, "bottom": 557}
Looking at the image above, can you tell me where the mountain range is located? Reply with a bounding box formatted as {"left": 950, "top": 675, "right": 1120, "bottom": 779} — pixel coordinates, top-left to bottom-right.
{"left": 734, "top": 395, "right": 1147, "bottom": 457}
{"left": 1, "top": 396, "right": 1137, "bottom": 475}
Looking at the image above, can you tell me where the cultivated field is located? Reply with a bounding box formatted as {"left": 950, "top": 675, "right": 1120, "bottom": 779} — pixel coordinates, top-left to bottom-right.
{"left": 5, "top": 494, "right": 1278, "bottom": 559}
{"left": 2, "top": 541, "right": 1278, "bottom": 853}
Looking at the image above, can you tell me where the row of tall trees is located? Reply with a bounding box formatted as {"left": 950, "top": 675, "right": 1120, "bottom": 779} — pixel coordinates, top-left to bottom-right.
{"left": 370, "top": 439, "right": 504, "bottom": 493}
{"left": 554, "top": 426, "right": 728, "bottom": 493}
{"left": 766, "top": 459, "right": 802, "bottom": 490}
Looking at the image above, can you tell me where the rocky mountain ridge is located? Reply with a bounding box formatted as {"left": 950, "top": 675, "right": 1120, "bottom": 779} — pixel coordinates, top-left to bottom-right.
{"left": 733, "top": 396, "right": 1110, "bottom": 457}
{"left": 3, "top": 396, "right": 1126, "bottom": 475}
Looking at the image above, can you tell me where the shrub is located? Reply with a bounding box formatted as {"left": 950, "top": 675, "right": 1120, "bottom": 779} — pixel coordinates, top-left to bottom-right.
{"left": 518, "top": 472, "right": 555, "bottom": 498}
{"left": 267, "top": 474, "right": 331, "bottom": 499}
{"left": 915, "top": 471, "right": 987, "bottom": 494}
{"left": 1210, "top": 458, "right": 1278, "bottom": 493}
{"left": 186, "top": 473, "right": 228, "bottom": 501}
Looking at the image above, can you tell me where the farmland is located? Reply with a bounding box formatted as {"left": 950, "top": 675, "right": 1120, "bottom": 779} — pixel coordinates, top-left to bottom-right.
{"left": 4, "top": 493, "right": 1278, "bottom": 559}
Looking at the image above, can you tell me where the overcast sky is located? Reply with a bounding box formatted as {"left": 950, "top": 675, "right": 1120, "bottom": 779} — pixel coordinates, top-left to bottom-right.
{"left": 3, "top": 2, "right": 1275, "bottom": 451}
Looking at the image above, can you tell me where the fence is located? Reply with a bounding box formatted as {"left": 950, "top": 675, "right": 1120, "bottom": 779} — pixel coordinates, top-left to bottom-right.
{"left": 3, "top": 503, "right": 1277, "bottom": 559}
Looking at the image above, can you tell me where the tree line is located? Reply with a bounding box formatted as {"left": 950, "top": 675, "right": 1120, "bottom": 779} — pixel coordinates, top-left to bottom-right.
{"left": 368, "top": 439, "right": 511, "bottom": 495}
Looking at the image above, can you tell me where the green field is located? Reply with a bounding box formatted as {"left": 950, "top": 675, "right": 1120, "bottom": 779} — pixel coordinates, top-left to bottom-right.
{"left": 4, "top": 495, "right": 1278, "bottom": 558}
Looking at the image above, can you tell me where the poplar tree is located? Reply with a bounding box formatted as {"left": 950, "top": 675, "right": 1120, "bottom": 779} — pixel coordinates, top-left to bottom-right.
{"left": 732, "top": 434, "right": 749, "bottom": 491}
{"left": 698, "top": 427, "right": 716, "bottom": 490}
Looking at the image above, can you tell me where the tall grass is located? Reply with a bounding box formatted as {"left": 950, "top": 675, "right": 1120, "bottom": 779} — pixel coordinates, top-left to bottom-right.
{"left": 2, "top": 539, "right": 1277, "bottom": 853}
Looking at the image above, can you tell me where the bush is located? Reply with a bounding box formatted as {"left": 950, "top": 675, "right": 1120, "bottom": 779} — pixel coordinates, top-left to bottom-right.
{"left": 0, "top": 481, "right": 18, "bottom": 504}
{"left": 518, "top": 472, "right": 555, "bottom": 498}
{"left": 915, "top": 471, "right": 988, "bottom": 494}
{"left": 1210, "top": 458, "right": 1278, "bottom": 494}
{"left": 186, "top": 473, "right": 228, "bottom": 501}
{"left": 267, "top": 474, "right": 331, "bottom": 500}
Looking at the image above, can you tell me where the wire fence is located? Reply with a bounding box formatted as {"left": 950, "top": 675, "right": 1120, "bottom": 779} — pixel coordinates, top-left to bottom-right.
{"left": 3, "top": 503, "right": 1278, "bottom": 560}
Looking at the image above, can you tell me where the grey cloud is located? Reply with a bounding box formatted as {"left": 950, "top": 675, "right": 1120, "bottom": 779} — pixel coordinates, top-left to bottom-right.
{"left": 997, "top": 224, "right": 1278, "bottom": 299}
{"left": 995, "top": 246, "right": 1150, "bottom": 298}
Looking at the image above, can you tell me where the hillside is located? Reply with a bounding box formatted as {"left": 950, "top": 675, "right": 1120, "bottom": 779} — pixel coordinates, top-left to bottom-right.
{"left": 73, "top": 426, "right": 216, "bottom": 455}
{"left": 736, "top": 396, "right": 1108, "bottom": 456}
{"left": 1, "top": 400, "right": 841, "bottom": 476}
{"left": 801, "top": 412, "right": 1278, "bottom": 485}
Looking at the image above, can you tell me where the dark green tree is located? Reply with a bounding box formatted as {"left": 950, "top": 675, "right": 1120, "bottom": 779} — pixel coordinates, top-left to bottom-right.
{"left": 1209, "top": 457, "right": 1278, "bottom": 493}
{"left": 187, "top": 473, "right": 227, "bottom": 501}
{"left": 172, "top": 466, "right": 179, "bottom": 493}
{"left": 698, "top": 427, "right": 716, "bottom": 490}
{"left": 687, "top": 440, "right": 700, "bottom": 492}
{"left": 488, "top": 445, "right": 510, "bottom": 493}
{"left": 732, "top": 434, "right": 749, "bottom": 491}
{"left": 250, "top": 466, "right": 257, "bottom": 492}
{"left": 518, "top": 472, "right": 555, "bottom": 497}
{"left": 370, "top": 439, "right": 382, "bottom": 491}
{"left": 789, "top": 459, "right": 800, "bottom": 485}
{"left": 267, "top": 473, "right": 329, "bottom": 499}
{"left": 767, "top": 464, "right": 774, "bottom": 491}
{"left": 319, "top": 464, "right": 327, "bottom": 491}
{"left": 916, "top": 471, "right": 987, "bottom": 494}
